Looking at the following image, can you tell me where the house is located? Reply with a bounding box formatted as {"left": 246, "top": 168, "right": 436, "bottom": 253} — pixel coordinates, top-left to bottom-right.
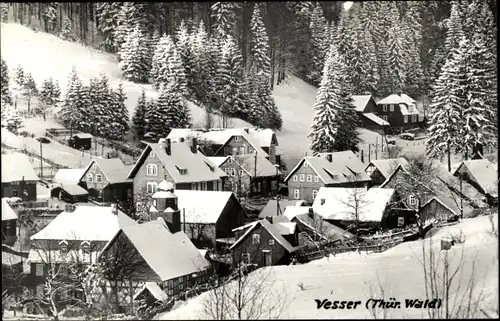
{"left": 230, "top": 219, "right": 297, "bottom": 268}
{"left": 79, "top": 158, "right": 133, "bottom": 206}
{"left": 127, "top": 139, "right": 228, "bottom": 205}
{"left": 26, "top": 204, "right": 137, "bottom": 312}
{"left": 351, "top": 95, "right": 390, "bottom": 134}
{"left": 68, "top": 133, "right": 92, "bottom": 150}
{"left": 376, "top": 94, "right": 424, "bottom": 134}
{"left": 2, "top": 199, "right": 18, "bottom": 244}
{"left": 51, "top": 168, "right": 88, "bottom": 203}
{"left": 1, "top": 153, "right": 39, "bottom": 202}
{"left": 258, "top": 199, "right": 307, "bottom": 219}
{"left": 312, "top": 187, "right": 399, "bottom": 230}
{"left": 364, "top": 158, "right": 410, "bottom": 186}
{"left": 99, "top": 218, "right": 211, "bottom": 311}
{"left": 282, "top": 206, "right": 355, "bottom": 246}
{"left": 207, "top": 154, "right": 281, "bottom": 197}
{"left": 166, "top": 127, "right": 280, "bottom": 165}
{"left": 452, "top": 159, "right": 498, "bottom": 206}
{"left": 284, "top": 151, "right": 371, "bottom": 204}
{"left": 152, "top": 182, "right": 247, "bottom": 249}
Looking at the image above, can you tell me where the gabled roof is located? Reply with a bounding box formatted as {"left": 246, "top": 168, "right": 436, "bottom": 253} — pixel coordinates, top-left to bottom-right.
{"left": 284, "top": 151, "right": 370, "bottom": 184}
{"left": 421, "top": 197, "right": 458, "bottom": 216}
{"left": 258, "top": 199, "right": 300, "bottom": 219}
{"left": 312, "top": 187, "right": 395, "bottom": 222}
{"left": 30, "top": 205, "right": 137, "bottom": 241}
{"left": 274, "top": 222, "right": 297, "bottom": 235}
{"left": 82, "top": 158, "right": 132, "bottom": 184}
{"left": 55, "top": 183, "right": 88, "bottom": 196}
{"left": 292, "top": 212, "right": 355, "bottom": 242}
{"left": 127, "top": 143, "right": 227, "bottom": 183}
{"left": 206, "top": 156, "right": 230, "bottom": 167}
{"left": 110, "top": 219, "right": 211, "bottom": 282}
{"left": 232, "top": 154, "right": 280, "bottom": 178}
{"left": 229, "top": 219, "right": 296, "bottom": 253}
{"left": 54, "top": 168, "right": 86, "bottom": 185}
{"left": 399, "top": 104, "right": 419, "bottom": 116}
{"left": 174, "top": 190, "right": 239, "bottom": 224}
{"left": 2, "top": 198, "right": 18, "bottom": 221}
{"left": 366, "top": 158, "right": 410, "bottom": 179}
{"left": 377, "top": 94, "right": 416, "bottom": 105}
{"left": 453, "top": 159, "right": 498, "bottom": 196}
{"left": 351, "top": 95, "right": 374, "bottom": 112}
{"left": 246, "top": 128, "right": 278, "bottom": 147}
{"left": 282, "top": 206, "right": 311, "bottom": 221}
{"left": 362, "top": 113, "right": 390, "bottom": 126}
{"left": 1, "top": 153, "right": 39, "bottom": 183}
{"left": 134, "top": 282, "right": 169, "bottom": 301}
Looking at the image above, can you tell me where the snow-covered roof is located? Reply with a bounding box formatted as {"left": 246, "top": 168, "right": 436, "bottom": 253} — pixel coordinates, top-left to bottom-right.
{"left": 54, "top": 168, "right": 86, "bottom": 185}
{"left": 246, "top": 128, "right": 278, "bottom": 147}
{"left": 362, "top": 113, "right": 390, "bottom": 126}
{"left": 2, "top": 198, "right": 18, "bottom": 221}
{"left": 284, "top": 151, "right": 370, "bottom": 184}
{"left": 206, "top": 156, "right": 230, "bottom": 167}
{"left": 274, "top": 222, "right": 297, "bottom": 235}
{"left": 377, "top": 94, "right": 416, "bottom": 105}
{"left": 366, "top": 158, "right": 409, "bottom": 179}
{"left": 128, "top": 143, "right": 227, "bottom": 183}
{"left": 73, "top": 133, "right": 93, "bottom": 139}
{"left": 134, "top": 282, "right": 169, "bottom": 301}
{"left": 1, "top": 153, "right": 39, "bottom": 183}
{"left": 232, "top": 221, "right": 258, "bottom": 233}
{"left": 30, "top": 205, "right": 137, "bottom": 241}
{"left": 312, "top": 187, "right": 395, "bottom": 222}
{"left": 175, "top": 190, "right": 235, "bottom": 224}
{"left": 83, "top": 158, "right": 132, "bottom": 184}
{"left": 351, "top": 95, "right": 374, "bottom": 112}
{"left": 53, "top": 183, "right": 88, "bottom": 196}
{"left": 232, "top": 154, "right": 280, "bottom": 178}
{"left": 399, "top": 103, "right": 419, "bottom": 116}
{"left": 259, "top": 200, "right": 300, "bottom": 218}
{"left": 453, "top": 159, "right": 498, "bottom": 196}
{"left": 108, "top": 220, "right": 210, "bottom": 282}
{"left": 229, "top": 219, "right": 296, "bottom": 253}
{"left": 283, "top": 206, "right": 311, "bottom": 221}
{"left": 292, "top": 212, "right": 355, "bottom": 242}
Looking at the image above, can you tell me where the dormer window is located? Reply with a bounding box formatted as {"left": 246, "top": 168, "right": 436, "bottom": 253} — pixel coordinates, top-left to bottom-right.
{"left": 176, "top": 166, "right": 187, "bottom": 175}
{"left": 234, "top": 136, "right": 242, "bottom": 142}
{"left": 81, "top": 241, "right": 91, "bottom": 255}
{"left": 60, "top": 241, "right": 69, "bottom": 254}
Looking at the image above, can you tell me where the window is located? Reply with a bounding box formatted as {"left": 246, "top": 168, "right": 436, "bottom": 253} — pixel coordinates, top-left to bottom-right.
{"left": 382, "top": 115, "right": 388, "bottom": 122}
{"left": 87, "top": 174, "right": 93, "bottom": 182}
{"left": 96, "top": 174, "right": 103, "bottom": 183}
{"left": 382, "top": 105, "right": 388, "bottom": 112}
{"left": 239, "top": 146, "right": 245, "bottom": 155}
{"left": 234, "top": 136, "right": 242, "bottom": 142}
{"left": 411, "top": 115, "right": 417, "bottom": 122}
{"left": 306, "top": 174, "right": 312, "bottom": 182}
{"left": 299, "top": 174, "right": 305, "bottom": 182}
{"left": 239, "top": 170, "right": 244, "bottom": 177}
{"left": 231, "top": 168, "right": 236, "bottom": 177}
{"left": 252, "top": 234, "right": 260, "bottom": 245}
{"left": 248, "top": 147, "right": 254, "bottom": 154}
{"left": 147, "top": 182, "right": 158, "bottom": 193}
{"left": 304, "top": 162, "right": 309, "bottom": 168}
{"left": 269, "top": 239, "right": 275, "bottom": 246}
{"left": 398, "top": 217, "right": 405, "bottom": 227}
{"left": 242, "top": 253, "right": 250, "bottom": 264}
{"left": 293, "top": 189, "right": 300, "bottom": 199}
{"left": 312, "top": 190, "right": 318, "bottom": 199}
{"left": 191, "top": 183, "right": 197, "bottom": 190}
{"left": 147, "top": 164, "right": 158, "bottom": 176}
{"left": 224, "top": 168, "right": 231, "bottom": 176}
{"left": 202, "top": 182, "right": 207, "bottom": 191}
{"left": 149, "top": 151, "right": 155, "bottom": 158}
{"left": 35, "top": 263, "right": 44, "bottom": 276}
{"left": 293, "top": 175, "right": 298, "bottom": 182}
{"left": 408, "top": 195, "right": 417, "bottom": 205}
{"left": 314, "top": 175, "right": 319, "bottom": 183}
{"left": 232, "top": 147, "right": 239, "bottom": 155}
{"left": 257, "top": 182, "right": 261, "bottom": 192}
{"left": 389, "top": 104, "right": 394, "bottom": 112}
{"left": 12, "top": 190, "right": 18, "bottom": 197}
{"left": 404, "top": 115, "right": 408, "bottom": 123}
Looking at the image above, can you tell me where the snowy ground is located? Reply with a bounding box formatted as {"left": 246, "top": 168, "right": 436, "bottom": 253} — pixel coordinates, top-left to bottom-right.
{"left": 157, "top": 214, "right": 498, "bottom": 320}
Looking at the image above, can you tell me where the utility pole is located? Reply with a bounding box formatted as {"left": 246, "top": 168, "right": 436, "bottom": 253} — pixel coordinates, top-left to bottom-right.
{"left": 375, "top": 137, "right": 378, "bottom": 160}
{"left": 254, "top": 151, "right": 257, "bottom": 195}
{"left": 36, "top": 137, "right": 44, "bottom": 179}
{"left": 275, "top": 164, "right": 280, "bottom": 216}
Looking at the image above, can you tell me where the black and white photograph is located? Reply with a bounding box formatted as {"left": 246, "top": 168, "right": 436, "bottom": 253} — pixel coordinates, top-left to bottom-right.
{"left": 0, "top": 1, "right": 498, "bottom": 320}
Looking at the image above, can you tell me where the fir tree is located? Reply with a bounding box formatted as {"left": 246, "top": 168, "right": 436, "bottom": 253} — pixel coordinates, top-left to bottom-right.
{"left": 60, "top": 67, "right": 89, "bottom": 132}
{"left": 114, "top": 2, "right": 138, "bottom": 55}
{"left": 211, "top": 2, "right": 240, "bottom": 38}
{"left": 151, "top": 34, "right": 187, "bottom": 94}
{"left": 108, "top": 82, "right": 130, "bottom": 140}
{"left": 1, "top": 3, "right": 8, "bottom": 23}
{"left": 22, "top": 73, "right": 38, "bottom": 112}
{"left": 309, "top": 43, "right": 359, "bottom": 154}
{"left": 1, "top": 58, "right": 11, "bottom": 105}
{"left": 2, "top": 105, "right": 24, "bottom": 134}
{"left": 132, "top": 90, "right": 148, "bottom": 139}
{"left": 249, "top": 5, "right": 271, "bottom": 79}
{"left": 176, "top": 21, "right": 196, "bottom": 96}
{"left": 118, "top": 24, "right": 151, "bottom": 83}
{"left": 387, "top": 24, "right": 407, "bottom": 93}
{"left": 401, "top": 6, "right": 424, "bottom": 97}
{"left": 96, "top": 2, "right": 124, "bottom": 52}
{"left": 308, "top": 4, "right": 328, "bottom": 85}
{"left": 39, "top": 77, "right": 61, "bottom": 121}
{"left": 12, "top": 65, "right": 24, "bottom": 108}
{"left": 444, "top": 2, "right": 465, "bottom": 59}
{"left": 190, "top": 20, "right": 213, "bottom": 107}
{"left": 60, "top": 18, "right": 75, "bottom": 41}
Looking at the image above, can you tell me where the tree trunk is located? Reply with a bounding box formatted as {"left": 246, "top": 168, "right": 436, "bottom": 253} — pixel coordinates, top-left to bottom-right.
{"left": 447, "top": 141, "right": 451, "bottom": 172}
{"left": 270, "top": 43, "right": 276, "bottom": 90}
{"left": 59, "top": 4, "right": 62, "bottom": 30}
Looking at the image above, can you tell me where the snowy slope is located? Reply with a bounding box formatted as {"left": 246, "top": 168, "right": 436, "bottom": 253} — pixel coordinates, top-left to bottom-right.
{"left": 156, "top": 214, "right": 498, "bottom": 320}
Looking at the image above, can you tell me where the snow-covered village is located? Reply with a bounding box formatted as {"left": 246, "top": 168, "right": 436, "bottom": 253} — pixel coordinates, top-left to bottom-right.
{"left": 0, "top": 1, "right": 498, "bottom": 320}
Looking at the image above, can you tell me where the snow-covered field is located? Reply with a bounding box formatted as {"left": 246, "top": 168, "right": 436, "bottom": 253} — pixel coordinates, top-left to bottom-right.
{"left": 1, "top": 22, "right": 389, "bottom": 169}
{"left": 157, "top": 214, "right": 498, "bottom": 320}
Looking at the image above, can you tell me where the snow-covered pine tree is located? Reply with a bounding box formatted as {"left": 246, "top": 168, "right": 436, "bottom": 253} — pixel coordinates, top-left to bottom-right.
{"left": 309, "top": 43, "right": 359, "bottom": 154}
{"left": 119, "top": 24, "right": 151, "bottom": 83}
{"left": 3, "top": 105, "right": 24, "bottom": 134}
{"left": 0, "top": 3, "right": 8, "bottom": 22}
{"left": 114, "top": 2, "right": 137, "bottom": 56}
{"left": 463, "top": 33, "right": 497, "bottom": 153}
{"left": 12, "top": 65, "right": 25, "bottom": 108}
{"left": 211, "top": 2, "right": 240, "bottom": 38}
{"left": 190, "top": 20, "right": 213, "bottom": 107}
{"left": 249, "top": 5, "right": 271, "bottom": 79}
{"left": 60, "top": 18, "right": 75, "bottom": 41}
{"left": 147, "top": 29, "right": 161, "bottom": 78}
{"left": 176, "top": 21, "right": 196, "bottom": 96}
{"left": 95, "top": 2, "right": 124, "bottom": 52}
{"left": 386, "top": 24, "right": 407, "bottom": 94}
{"left": 401, "top": 4, "right": 424, "bottom": 98}
{"left": 308, "top": 3, "right": 328, "bottom": 85}
{"left": 151, "top": 34, "right": 176, "bottom": 89}
{"left": 132, "top": 90, "right": 148, "bottom": 139}
{"left": 444, "top": 2, "right": 465, "bottom": 60}
{"left": 22, "top": 73, "right": 38, "bottom": 112}
{"left": 60, "top": 67, "right": 88, "bottom": 132}
{"left": 39, "top": 77, "right": 61, "bottom": 120}
{"left": 426, "top": 50, "right": 466, "bottom": 169}
{"left": 1, "top": 59, "right": 11, "bottom": 105}
{"left": 145, "top": 81, "right": 191, "bottom": 138}
{"left": 108, "top": 82, "right": 130, "bottom": 140}
{"left": 475, "top": 2, "right": 496, "bottom": 67}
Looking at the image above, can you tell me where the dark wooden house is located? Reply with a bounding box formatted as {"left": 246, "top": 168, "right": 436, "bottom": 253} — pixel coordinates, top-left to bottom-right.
{"left": 68, "top": 133, "right": 92, "bottom": 150}
{"left": 364, "top": 158, "right": 410, "bottom": 186}
{"left": 351, "top": 95, "right": 390, "bottom": 134}
{"left": 375, "top": 94, "right": 424, "bottom": 134}
{"left": 452, "top": 159, "right": 498, "bottom": 206}
{"left": 1, "top": 153, "right": 39, "bottom": 202}
{"left": 2, "top": 199, "right": 18, "bottom": 245}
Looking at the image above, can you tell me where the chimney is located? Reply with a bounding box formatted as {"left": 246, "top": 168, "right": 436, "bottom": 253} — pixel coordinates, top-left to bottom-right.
{"left": 191, "top": 138, "right": 197, "bottom": 154}
{"left": 265, "top": 216, "right": 273, "bottom": 224}
{"left": 179, "top": 137, "right": 185, "bottom": 143}
{"left": 110, "top": 203, "right": 118, "bottom": 215}
{"left": 163, "top": 207, "right": 181, "bottom": 233}
{"left": 326, "top": 154, "right": 333, "bottom": 162}
{"left": 308, "top": 207, "right": 314, "bottom": 218}
{"left": 320, "top": 198, "right": 325, "bottom": 206}
{"left": 65, "top": 204, "right": 75, "bottom": 213}
{"left": 164, "top": 139, "right": 171, "bottom": 155}
{"left": 244, "top": 128, "right": 249, "bottom": 134}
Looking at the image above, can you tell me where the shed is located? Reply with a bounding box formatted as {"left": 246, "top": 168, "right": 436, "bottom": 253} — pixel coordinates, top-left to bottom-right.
{"left": 69, "top": 133, "right": 93, "bottom": 150}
